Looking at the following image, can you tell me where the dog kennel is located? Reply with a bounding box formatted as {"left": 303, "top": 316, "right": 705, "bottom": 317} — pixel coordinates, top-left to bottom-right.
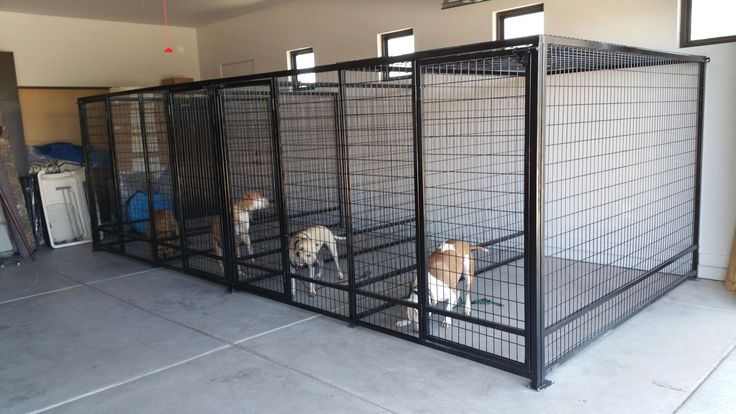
{"left": 78, "top": 35, "right": 707, "bottom": 388}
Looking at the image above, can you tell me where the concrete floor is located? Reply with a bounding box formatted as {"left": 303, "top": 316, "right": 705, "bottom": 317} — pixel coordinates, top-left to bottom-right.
{"left": 1, "top": 245, "right": 735, "bottom": 414}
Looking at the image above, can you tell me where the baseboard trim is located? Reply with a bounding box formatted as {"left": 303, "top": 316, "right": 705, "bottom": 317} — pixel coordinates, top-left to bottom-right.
{"left": 698, "top": 264, "right": 727, "bottom": 281}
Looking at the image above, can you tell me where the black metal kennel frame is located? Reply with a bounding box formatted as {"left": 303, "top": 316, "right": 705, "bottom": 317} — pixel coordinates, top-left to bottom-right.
{"left": 78, "top": 35, "right": 707, "bottom": 388}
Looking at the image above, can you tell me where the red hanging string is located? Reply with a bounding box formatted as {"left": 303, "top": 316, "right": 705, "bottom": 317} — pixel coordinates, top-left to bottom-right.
{"left": 163, "top": 0, "right": 173, "bottom": 53}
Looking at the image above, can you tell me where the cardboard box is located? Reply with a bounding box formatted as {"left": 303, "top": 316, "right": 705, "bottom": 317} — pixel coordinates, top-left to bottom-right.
{"left": 161, "top": 77, "right": 193, "bottom": 86}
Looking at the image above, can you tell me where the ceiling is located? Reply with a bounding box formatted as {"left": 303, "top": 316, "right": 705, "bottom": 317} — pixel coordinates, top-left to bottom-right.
{"left": 0, "top": 0, "right": 294, "bottom": 27}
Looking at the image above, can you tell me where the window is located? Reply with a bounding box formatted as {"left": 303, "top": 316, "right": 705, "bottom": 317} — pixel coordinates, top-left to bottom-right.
{"left": 496, "top": 4, "right": 544, "bottom": 41}
{"left": 381, "top": 29, "right": 414, "bottom": 78}
{"left": 681, "top": 0, "right": 736, "bottom": 47}
{"left": 289, "top": 47, "right": 315, "bottom": 85}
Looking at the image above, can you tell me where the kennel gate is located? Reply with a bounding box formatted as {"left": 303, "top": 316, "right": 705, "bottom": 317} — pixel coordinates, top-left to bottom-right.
{"left": 79, "top": 36, "right": 707, "bottom": 388}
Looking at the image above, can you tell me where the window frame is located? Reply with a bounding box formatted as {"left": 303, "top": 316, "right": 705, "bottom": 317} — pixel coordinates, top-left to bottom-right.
{"left": 380, "top": 28, "right": 414, "bottom": 79}
{"left": 381, "top": 28, "right": 414, "bottom": 58}
{"left": 496, "top": 3, "right": 544, "bottom": 41}
{"left": 288, "top": 47, "right": 315, "bottom": 87}
{"left": 680, "top": 0, "right": 736, "bottom": 48}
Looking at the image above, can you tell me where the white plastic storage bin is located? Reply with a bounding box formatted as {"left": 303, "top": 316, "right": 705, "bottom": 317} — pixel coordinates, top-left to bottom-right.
{"left": 37, "top": 167, "right": 92, "bottom": 248}
{"left": 0, "top": 207, "right": 14, "bottom": 255}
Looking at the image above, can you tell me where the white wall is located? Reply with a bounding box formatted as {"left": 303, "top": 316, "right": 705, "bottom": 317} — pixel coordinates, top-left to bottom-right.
{"left": 0, "top": 11, "right": 200, "bottom": 87}
{"left": 196, "top": 0, "right": 736, "bottom": 280}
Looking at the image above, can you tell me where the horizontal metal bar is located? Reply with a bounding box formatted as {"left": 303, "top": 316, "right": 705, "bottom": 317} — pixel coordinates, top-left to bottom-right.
{"left": 356, "top": 300, "right": 398, "bottom": 320}
{"left": 426, "top": 336, "right": 529, "bottom": 376}
{"left": 474, "top": 252, "right": 525, "bottom": 276}
{"left": 233, "top": 259, "right": 282, "bottom": 275}
{"left": 353, "top": 286, "right": 421, "bottom": 320}
{"left": 352, "top": 217, "right": 415, "bottom": 236}
{"left": 288, "top": 272, "right": 350, "bottom": 292}
{"left": 352, "top": 318, "right": 421, "bottom": 342}
{"left": 417, "top": 47, "right": 530, "bottom": 67}
{"left": 286, "top": 206, "right": 341, "bottom": 222}
{"left": 319, "top": 236, "right": 416, "bottom": 265}
{"left": 241, "top": 247, "right": 281, "bottom": 261}
{"left": 478, "top": 230, "right": 525, "bottom": 248}
{"left": 544, "top": 244, "right": 698, "bottom": 335}
{"left": 93, "top": 243, "right": 120, "bottom": 252}
{"left": 94, "top": 244, "right": 122, "bottom": 254}
{"left": 174, "top": 247, "right": 223, "bottom": 261}
{"left": 237, "top": 270, "right": 283, "bottom": 284}
{"left": 542, "top": 35, "right": 708, "bottom": 63}
{"left": 350, "top": 236, "right": 417, "bottom": 261}
{"left": 250, "top": 233, "right": 281, "bottom": 244}
{"left": 355, "top": 264, "right": 418, "bottom": 289}
{"left": 543, "top": 269, "right": 695, "bottom": 372}
{"left": 232, "top": 281, "right": 287, "bottom": 301}
{"left": 164, "top": 266, "right": 226, "bottom": 283}
{"left": 241, "top": 283, "right": 354, "bottom": 322}
{"left": 428, "top": 307, "right": 526, "bottom": 337}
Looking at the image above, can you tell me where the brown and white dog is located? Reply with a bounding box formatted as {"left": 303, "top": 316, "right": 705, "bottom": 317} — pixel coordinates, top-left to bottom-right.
{"left": 396, "top": 276, "right": 421, "bottom": 331}
{"left": 288, "top": 225, "right": 345, "bottom": 296}
{"left": 147, "top": 209, "right": 179, "bottom": 259}
{"left": 212, "top": 191, "right": 270, "bottom": 264}
{"left": 396, "top": 239, "right": 487, "bottom": 331}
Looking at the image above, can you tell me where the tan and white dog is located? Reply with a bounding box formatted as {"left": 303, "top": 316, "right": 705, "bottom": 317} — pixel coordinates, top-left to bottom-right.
{"left": 396, "top": 239, "right": 487, "bottom": 331}
{"left": 212, "top": 191, "right": 270, "bottom": 264}
{"left": 396, "top": 276, "right": 421, "bottom": 331}
{"left": 148, "top": 209, "right": 179, "bottom": 259}
{"left": 288, "top": 225, "right": 345, "bottom": 296}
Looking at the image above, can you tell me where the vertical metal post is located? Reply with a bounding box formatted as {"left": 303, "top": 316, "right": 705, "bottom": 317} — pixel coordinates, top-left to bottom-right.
{"left": 269, "top": 78, "right": 292, "bottom": 300}
{"left": 138, "top": 93, "right": 159, "bottom": 265}
{"left": 337, "top": 69, "right": 357, "bottom": 321}
{"left": 78, "top": 102, "right": 100, "bottom": 250}
{"left": 163, "top": 91, "right": 189, "bottom": 270}
{"left": 411, "top": 61, "right": 430, "bottom": 342}
{"left": 691, "top": 60, "right": 707, "bottom": 279}
{"left": 524, "top": 43, "right": 551, "bottom": 390}
{"left": 209, "top": 86, "right": 236, "bottom": 292}
{"left": 105, "top": 97, "right": 126, "bottom": 254}
{"left": 333, "top": 94, "right": 346, "bottom": 229}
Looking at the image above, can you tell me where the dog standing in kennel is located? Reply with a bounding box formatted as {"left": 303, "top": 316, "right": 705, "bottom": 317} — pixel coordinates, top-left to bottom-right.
{"left": 397, "top": 239, "right": 487, "bottom": 331}
{"left": 212, "top": 191, "right": 270, "bottom": 269}
{"left": 147, "top": 209, "right": 180, "bottom": 259}
{"left": 288, "top": 225, "right": 345, "bottom": 296}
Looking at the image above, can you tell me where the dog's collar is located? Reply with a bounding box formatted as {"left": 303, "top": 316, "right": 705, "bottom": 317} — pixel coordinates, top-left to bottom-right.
{"left": 403, "top": 288, "right": 419, "bottom": 300}
{"left": 291, "top": 262, "right": 307, "bottom": 270}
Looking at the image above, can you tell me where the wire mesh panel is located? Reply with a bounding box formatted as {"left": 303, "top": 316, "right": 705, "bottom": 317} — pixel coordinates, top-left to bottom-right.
{"left": 278, "top": 73, "right": 349, "bottom": 316}
{"left": 141, "top": 92, "right": 181, "bottom": 267}
{"left": 169, "top": 88, "right": 226, "bottom": 280}
{"left": 79, "top": 36, "right": 707, "bottom": 387}
{"left": 420, "top": 54, "right": 528, "bottom": 364}
{"left": 109, "top": 94, "right": 152, "bottom": 261}
{"left": 82, "top": 100, "right": 121, "bottom": 252}
{"left": 221, "top": 83, "right": 284, "bottom": 294}
{"left": 341, "top": 66, "right": 418, "bottom": 335}
{"left": 542, "top": 45, "right": 702, "bottom": 367}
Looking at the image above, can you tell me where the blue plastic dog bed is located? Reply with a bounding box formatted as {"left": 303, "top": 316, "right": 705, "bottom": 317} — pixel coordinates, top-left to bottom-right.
{"left": 126, "top": 191, "right": 173, "bottom": 234}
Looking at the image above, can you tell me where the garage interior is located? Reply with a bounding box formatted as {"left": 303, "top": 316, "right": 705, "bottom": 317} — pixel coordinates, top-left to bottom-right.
{"left": 1, "top": 1, "right": 735, "bottom": 413}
